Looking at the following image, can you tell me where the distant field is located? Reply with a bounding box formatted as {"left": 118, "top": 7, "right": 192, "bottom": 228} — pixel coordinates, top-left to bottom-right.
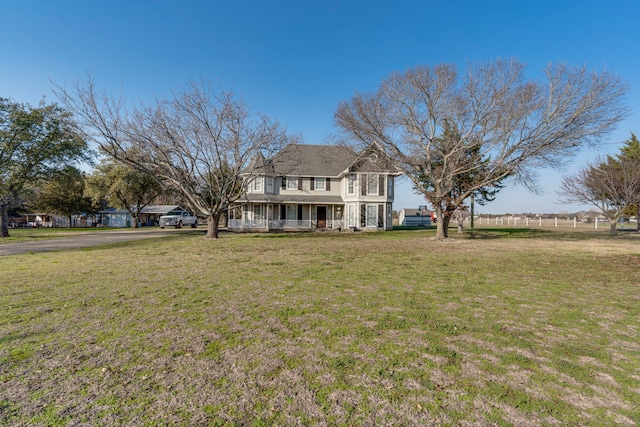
{"left": 1, "top": 229, "right": 639, "bottom": 425}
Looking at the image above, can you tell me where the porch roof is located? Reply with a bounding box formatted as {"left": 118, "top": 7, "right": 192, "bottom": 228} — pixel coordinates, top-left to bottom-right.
{"left": 241, "top": 194, "right": 344, "bottom": 204}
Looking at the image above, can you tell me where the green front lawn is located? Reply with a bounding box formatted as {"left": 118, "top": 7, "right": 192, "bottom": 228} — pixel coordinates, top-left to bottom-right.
{"left": 1, "top": 230, "right": 639, "bottom": 425}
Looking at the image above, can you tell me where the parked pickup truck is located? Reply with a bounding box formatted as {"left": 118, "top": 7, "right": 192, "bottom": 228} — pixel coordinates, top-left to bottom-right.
{"left": 159, "top": 211, "right": 198, "bottom": 228}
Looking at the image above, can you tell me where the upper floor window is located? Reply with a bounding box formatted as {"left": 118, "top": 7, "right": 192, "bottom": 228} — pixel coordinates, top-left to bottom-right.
{"left": 315, "top": 177, "right": 326, "bottom": 190}
{"left": 367, "top": 173, "right": 379, "bottom": 195}
{"left": 387, "top": 175, "right": 394, "bottom": 197}
{"left": 347, "top": 174, "right": 356, "bottom": 194}
{"left": 266, "top": 176, "right": 274, "bottom": 193}
{"left": 286, "top": 177, "right": 298, "bottom": 190}
{"left": 253, "top": 176, "right": 263, "bottom": 192}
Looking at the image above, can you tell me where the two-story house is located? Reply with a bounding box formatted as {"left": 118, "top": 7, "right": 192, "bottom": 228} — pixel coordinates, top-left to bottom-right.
{"left": 229, "top": 142, "right": 400, "bottom": 231}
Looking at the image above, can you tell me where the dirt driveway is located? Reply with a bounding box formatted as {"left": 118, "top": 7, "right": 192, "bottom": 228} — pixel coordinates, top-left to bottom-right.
{"left": 0, "top": 229, "right": 193, "bottom": 257}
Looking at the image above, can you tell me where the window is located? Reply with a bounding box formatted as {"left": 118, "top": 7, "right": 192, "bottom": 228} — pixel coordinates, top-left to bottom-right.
{"left": 387, "top": 175, "right": 394, "bottom": 197}
{"left": 253, "top": 204, "right": 262, "bottom": 219}
{"left": 286, "top": 205, "right": 297, "bottom": 220}
{"left": 266, "top": 176, "right": 274, "bottom": 193}
{"left": 315, "top": 177, "right": 326, "bottom": 190}
{"left": 367, "top": 173, "right": 379, "bottom": 195}
{"left": 253, "top": 176, "right": 263, "bottom": 192}
{"left": 286, "top": 177, "right": 297, "bottom": 190}
{"left": 366, "top": 205, "right": 378, "bottom": 227}
{"left": 347, "top": 204, "right": 356, "bottom": 227}
{"left": 347, "top": 174, "right": 356, "bottom": 195}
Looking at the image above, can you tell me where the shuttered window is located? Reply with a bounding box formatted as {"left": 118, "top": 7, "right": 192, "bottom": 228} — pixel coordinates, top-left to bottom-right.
{"left": 367, "top": 205, "right": 378, "bottom": 227}
{"left": 286, "top": 177, "right": 297, "bottom": 190}
{"left": 368, "top": 173, "right": 379, "bottom": 195}
{"left": 348, "top": 175, "right": 356, "bottom": 194}
{"left": 286, "top": 205, "right": 296, "bottom": 220}
{"left": 347, "top": 204, "right": 356, "bottom": 227}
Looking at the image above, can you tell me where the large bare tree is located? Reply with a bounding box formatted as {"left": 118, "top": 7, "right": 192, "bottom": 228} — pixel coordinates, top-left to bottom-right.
{"left": 55, "top": 79, "right": 298, "bottom": 238}
{"left": 559, "top": 141, "right": 640, "bottom": 236}
{"left": 334, "top": 59, "right": 628, "bottom": 238}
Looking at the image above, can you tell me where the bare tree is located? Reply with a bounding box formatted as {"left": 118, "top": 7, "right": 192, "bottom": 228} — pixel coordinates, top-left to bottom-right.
{"left": 334, "top": 59, "right": 628, "bottom": 238}
{"left": 55, "top": 78, "right": 298, "bottom": 238}
{"left": 559, "top": 157, "right": 640, "bottom": 236}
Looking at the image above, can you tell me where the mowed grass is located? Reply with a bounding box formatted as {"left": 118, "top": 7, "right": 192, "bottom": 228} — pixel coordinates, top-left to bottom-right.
{"left": 1, "top": 230, "right": 639, "bottom": 426}
{"left": 0, "top": 227, "right": 124, "bottom": 244}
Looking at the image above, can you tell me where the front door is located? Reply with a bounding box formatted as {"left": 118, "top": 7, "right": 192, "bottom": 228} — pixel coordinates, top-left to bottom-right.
{"left": 317, "top": 206, "right": 327, "bottom": 228}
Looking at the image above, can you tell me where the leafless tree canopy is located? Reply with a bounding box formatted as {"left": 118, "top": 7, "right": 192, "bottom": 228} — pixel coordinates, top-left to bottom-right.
{"left": 55, "top": 78, "right": 298, "bottom": 238}
{"left": 334, "top": 59, "right": 628, "bottom": 238}
{"left": 559, "top": 157, "right": 640, "bottom": 235}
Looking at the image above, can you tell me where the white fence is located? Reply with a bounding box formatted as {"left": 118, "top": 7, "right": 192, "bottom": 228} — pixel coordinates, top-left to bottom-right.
{"left": 472, "top": 216, "right": 637, "bottom": 231}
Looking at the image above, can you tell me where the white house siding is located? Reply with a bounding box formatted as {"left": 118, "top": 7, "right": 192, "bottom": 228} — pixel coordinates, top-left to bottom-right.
{"left": 234, "top": 143, "right": 400, "bottom": 232}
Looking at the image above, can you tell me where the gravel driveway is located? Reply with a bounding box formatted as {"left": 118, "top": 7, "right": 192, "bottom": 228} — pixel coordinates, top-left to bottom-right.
{"left": 0, "top": 229, "right": 189, "bottom": 257}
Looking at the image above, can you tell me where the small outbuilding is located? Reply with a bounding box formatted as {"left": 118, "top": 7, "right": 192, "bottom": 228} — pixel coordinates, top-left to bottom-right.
{"left": 399, "top": 207, "right": 432, "bottom": 226}
{"left": 99, "top": 205, "right": 191, "bottom": 227}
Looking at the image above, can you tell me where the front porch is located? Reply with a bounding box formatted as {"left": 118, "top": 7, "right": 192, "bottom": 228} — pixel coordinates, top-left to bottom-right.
{"left": 228, "top": 218, "right": 345, "bottom": 231}
{"left": 228, "top": 203, "right": 345, "bottom": 232}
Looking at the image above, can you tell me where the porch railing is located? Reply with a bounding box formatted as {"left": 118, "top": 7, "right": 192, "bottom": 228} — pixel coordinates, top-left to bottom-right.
{"left": 228, "top": 219, "right": 344, "bottom": 230}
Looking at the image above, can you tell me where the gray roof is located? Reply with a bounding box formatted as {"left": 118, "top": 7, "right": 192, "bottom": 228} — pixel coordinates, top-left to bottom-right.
{"left": 401, "top": 208, "right": 431, "bottom": 216}
{"left": 269, "top": 144, "right": 357, "bottom": 177}
{"left": 139, "top": 205, "right": 184, "bottom": 214}
{"left": 100, "top": 205, "right": 186, "bottom": 214}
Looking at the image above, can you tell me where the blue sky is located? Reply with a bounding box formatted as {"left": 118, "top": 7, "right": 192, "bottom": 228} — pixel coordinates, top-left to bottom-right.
{"left": 2, "top": 0, "right": 639, "bottom": 214}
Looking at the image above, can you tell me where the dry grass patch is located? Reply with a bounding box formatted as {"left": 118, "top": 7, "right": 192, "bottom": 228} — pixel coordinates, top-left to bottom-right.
{"left": 1, "top": 229, "right": 639, "bottom": 425}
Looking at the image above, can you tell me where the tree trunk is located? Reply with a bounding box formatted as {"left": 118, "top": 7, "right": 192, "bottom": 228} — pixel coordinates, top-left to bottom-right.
{"left": 0, "top": 202, "right": 10, "bottom": 238}
{"left": 435, "top": 205, "right": 451, "bottom": 239}
{"left": 441, "top": 214, "right": 451, "bottom": 238}
{"left": 610, "top": 221, "right": 618, "bottom": 236}
{"left": 457, "top": 215, "right": 464, "bottom": 234}
{"left": 435, "top": 205, "right": 445, "bottom": 239}
{"left": 206, "top": 214, "right": 220, "bottom": 239}
{"left": 68, "top": 215, "right": 72, "bottom": 228}
{"left": 133, "top": 215, "right": 140, "bottom": 228}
